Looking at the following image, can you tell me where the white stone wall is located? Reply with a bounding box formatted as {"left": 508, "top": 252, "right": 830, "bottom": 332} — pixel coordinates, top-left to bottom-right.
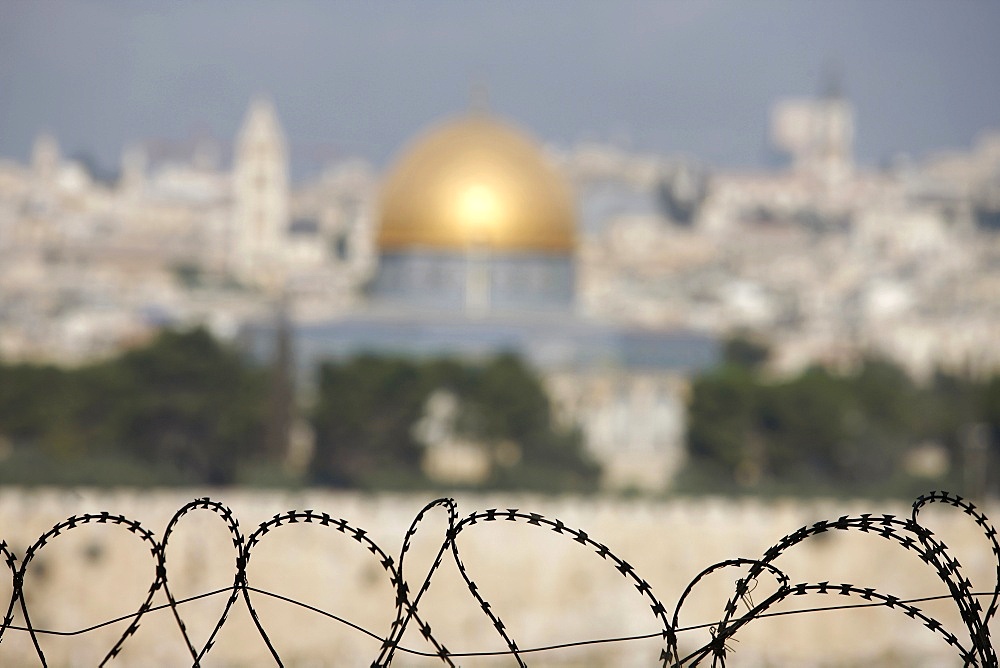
{"left": 0, "top": 489, "right": 994, "bottom": 666}
{"left": 547, "top": 371, "right": 688, "bottom": 492}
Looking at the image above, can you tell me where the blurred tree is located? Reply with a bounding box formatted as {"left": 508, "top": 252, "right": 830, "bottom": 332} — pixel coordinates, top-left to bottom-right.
{"left": 975, "top": 376, "right": 1000, "bottom": 494}
{"left": 310, "top": 353, "right": 598, "bottom": 492}
{"left": 983, "top": 376, "right": 1000, "bottom": 442}
{"left": 757, "top": 366, "right": 853, "bottom": 479}
{"left": 682, "top": 353, "right": 983, "bottom": 495}
{"left": 0, "top": 363, "right": 79, "bottom": 455}
{"left": 0, "top": 328, "right": 269, "bottom": 485}
{"left": 104, "top": 327, "right": 269, "bottom": 484}
{"left": 3, "top": 326, "right": 996, "bottom": 497}
{"left": 687, "top": 365, "right": 758, "bottom": 479}
{"left": 471, "top": 354, "right": 598, "bottom": 492}
{"left": 263, "top": 300, "right": 294, "bottom": 463}
{"left": 311, "top": 356, "right": 430, "bottom": 488}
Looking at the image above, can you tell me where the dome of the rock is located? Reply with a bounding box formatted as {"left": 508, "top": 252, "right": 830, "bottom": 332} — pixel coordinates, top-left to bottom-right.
{"left": 378, "top": 114, "right": 576, "bottom": 254}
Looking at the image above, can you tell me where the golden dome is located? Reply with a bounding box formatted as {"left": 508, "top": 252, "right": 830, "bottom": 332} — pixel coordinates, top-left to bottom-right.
{"left": 378, "top": 115, "right": 576, "bottom": 253}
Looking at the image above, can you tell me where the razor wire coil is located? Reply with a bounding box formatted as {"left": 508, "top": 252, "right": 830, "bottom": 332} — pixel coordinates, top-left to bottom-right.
{"left": 0, "top": 490, "right": 996, "bottom": 666}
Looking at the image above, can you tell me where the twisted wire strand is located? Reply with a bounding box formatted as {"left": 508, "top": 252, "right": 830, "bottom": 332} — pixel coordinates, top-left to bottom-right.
{"left": 5, "top": 583, "right": 999, "bottom": 654}
{"left": 0, "top": 491, "right": 996, "bottom": 666}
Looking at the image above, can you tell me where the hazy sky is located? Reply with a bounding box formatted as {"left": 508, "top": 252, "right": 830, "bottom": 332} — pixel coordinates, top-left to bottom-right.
{"left": 2, "top": 1, "right": 999, "bottom": 179}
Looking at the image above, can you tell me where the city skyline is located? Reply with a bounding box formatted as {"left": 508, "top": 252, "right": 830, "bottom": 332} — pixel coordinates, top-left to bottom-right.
{"left": 2, "top": 0, "right": 999, "bottom": 180}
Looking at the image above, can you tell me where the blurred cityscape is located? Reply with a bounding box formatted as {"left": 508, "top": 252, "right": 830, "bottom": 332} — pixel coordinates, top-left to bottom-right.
{"left": 0, "top": 83, "right": 997, "bottom": 495}
{"left": 3, "top": 6, "right": 1000, "bottom": 663}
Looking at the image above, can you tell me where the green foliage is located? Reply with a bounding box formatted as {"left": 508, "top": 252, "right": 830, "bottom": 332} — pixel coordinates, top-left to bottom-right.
{"left": 682, "top": 354, "right": 999, "bottom": 497}
{"left": 687, "top": 365, "right": 758, "bottom": 473}
{"left": 983, "top": 376, "right": 1000, "bottom": 438}
{"left": 472, "top": 354, "right": 598, "bottom": 492}
{"left": 310, "top": 353, "right": 599, "bottom": 492}
{"left": 102, "top": 328, "right": 269, "bottom": 483}
{"left": 0, "top": 327, "right": 269, "bottom": 486}
{"left": 311, "top": 355, "right": 431, "bottom": 487}
{"left": 0, "top": 333, "right": 595, "bottom": 492}
{"left": 0, "top": 363, "right": 77, "bottom": 450}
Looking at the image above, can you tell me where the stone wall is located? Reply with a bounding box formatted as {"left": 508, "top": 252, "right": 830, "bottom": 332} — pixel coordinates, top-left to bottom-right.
{"left": 0, "top": 489, "right": 994, "bottom": 666}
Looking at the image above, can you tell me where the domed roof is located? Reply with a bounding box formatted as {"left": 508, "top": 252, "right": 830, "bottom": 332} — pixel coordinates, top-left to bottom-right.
{"left": 378, "top": 115, "right": 576, "bottom": 254}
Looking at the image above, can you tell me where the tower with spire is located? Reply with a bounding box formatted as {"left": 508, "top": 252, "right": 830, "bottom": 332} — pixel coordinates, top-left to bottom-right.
{"left": 232, "top": 97, "right": 290, "bottom": 289}
{"left": 770, "top": 69, "right": 854, "bottom": 183}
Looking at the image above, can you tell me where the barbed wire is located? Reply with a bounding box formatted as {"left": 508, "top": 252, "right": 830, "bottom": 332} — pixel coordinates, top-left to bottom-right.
{"left": 0, "top": 490, "right": 996, "bottom": 666}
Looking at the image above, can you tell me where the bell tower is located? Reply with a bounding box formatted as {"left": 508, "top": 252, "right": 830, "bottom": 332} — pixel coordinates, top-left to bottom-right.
{"left": 232, "top": 97, "right": 290, "bottom": 288}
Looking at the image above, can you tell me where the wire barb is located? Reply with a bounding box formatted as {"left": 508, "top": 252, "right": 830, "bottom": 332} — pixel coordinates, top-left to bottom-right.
{"left": 0, "top": 491, "right": 996, "bottom": 666}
